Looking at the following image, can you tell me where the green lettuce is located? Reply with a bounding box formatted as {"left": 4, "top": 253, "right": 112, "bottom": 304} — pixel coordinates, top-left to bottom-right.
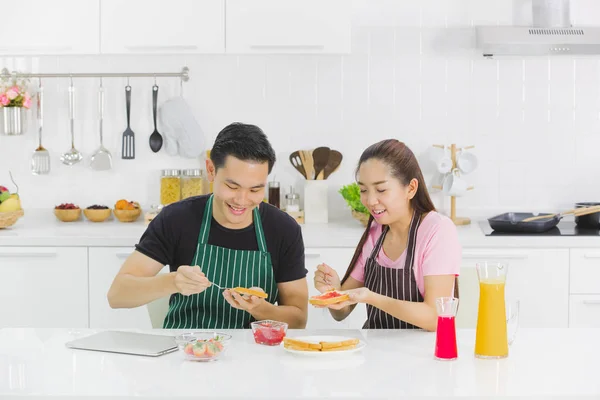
{"left": 338, "top": 183, "right": 368, "bottom": 215}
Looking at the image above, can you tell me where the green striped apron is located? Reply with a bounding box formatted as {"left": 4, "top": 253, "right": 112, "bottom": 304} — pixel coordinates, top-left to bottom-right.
{"left": 163, "top": 194, "right": 278, "bottom": 329}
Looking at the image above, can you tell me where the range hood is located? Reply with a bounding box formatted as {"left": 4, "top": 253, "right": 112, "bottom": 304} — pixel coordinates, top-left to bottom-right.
{"left": 476, "top": 0, "right": 600, "bottom": 57}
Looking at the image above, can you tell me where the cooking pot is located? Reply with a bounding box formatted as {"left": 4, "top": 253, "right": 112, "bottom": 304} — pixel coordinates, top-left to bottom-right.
{"left": 575, "top": 202, "right": 600, "bottom": 229}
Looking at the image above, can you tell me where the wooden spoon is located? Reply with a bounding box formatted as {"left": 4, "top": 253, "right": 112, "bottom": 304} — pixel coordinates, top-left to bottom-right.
{"left": 322, "top": 150, "right": 343, "bottom": 180}
{"left": 312, "top": 147, "right": 331, "bottom": 180}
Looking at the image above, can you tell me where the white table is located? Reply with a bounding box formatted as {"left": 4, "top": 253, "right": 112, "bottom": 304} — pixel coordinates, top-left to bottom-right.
{"left": 0, "top": 328, "right": 598, "bottom": 399}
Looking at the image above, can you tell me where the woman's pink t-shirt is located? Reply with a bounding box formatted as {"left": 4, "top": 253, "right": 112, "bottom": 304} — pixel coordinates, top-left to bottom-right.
{"left": 350, "top": 212, "right": 461, "bottom": 297}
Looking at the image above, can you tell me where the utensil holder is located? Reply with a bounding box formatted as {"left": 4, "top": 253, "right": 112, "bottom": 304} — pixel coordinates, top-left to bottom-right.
{"left": 304, "top": 180, "right": 328, "bottom": 224}
{"left": 432, "top": 143, "right": 475, "bottom": 226}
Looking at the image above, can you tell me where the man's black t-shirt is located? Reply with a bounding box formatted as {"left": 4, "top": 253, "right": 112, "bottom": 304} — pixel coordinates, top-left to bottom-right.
{"left": 135, "top": 195, "right": 307, "bottom": 283}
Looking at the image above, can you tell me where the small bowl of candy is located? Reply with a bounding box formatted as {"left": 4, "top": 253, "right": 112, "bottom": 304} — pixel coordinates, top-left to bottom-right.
{"left": 251, "top": 320, "right": 288, "bottom": 346}
{"left": 175, "top": 332, "right": 231, "bottom": 362}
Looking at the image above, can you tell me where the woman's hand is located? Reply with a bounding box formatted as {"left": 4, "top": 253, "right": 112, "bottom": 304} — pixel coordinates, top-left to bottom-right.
{"left": 313, "top": 263, "right": 341, "bottom": 293}
{"left": 315, "top": 287, "right": 373, "bottom": 310}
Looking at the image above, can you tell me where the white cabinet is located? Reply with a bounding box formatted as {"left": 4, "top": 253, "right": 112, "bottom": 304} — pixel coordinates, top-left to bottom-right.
{"left": 456, "top": 249, "right": 570, "bottom": 329}
{"left": 569, "top": 295, "right": 600, "bottom": 328}
{"left": 0, "top": 247, "right": 88, "bottom": 328}
{"left": 89, "top": 247, "right": 170, "bottom": 329}
{"left": 0, "top": 0, "right": 100, "bottom": 55}
{"left": 100, "top": 0, "right": 225, "bottom": 54}
{"left": 226, "top": 0, "right": 351, "bottom": 54}
{"left": 304, "top": 247, "right": 366, "bottom": 329}
{"left": 569, "top": 249, "right": 600, "bottom": 294}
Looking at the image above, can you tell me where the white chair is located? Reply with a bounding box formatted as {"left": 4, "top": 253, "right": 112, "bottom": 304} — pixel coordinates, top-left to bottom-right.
{"left": 146, "top": 296, "right": 170, "bottom": 329}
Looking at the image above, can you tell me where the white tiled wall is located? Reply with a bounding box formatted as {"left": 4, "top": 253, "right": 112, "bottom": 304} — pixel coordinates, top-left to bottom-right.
{"left": 1, "top": 0, "right": 600, "bottom": 219}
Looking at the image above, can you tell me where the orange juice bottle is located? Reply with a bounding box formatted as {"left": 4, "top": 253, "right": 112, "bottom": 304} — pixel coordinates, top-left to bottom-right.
{"left": 475, "top": 263, "right": 508, "bottom": 359}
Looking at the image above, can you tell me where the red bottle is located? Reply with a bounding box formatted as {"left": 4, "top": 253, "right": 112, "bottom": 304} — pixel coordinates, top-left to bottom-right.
{"left": 434, "top": 297, "right": 459, "bottom": 361}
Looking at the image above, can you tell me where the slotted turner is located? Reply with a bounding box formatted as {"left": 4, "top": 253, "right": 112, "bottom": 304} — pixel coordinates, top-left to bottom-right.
{"left": 31, "top": 79, "right": 50, "bottom": 175}
{"left": 121, "top": 85, "right": 135, "bottom": 159}
{"left": 289, "top": 151, "right": 307, "bottom": 179}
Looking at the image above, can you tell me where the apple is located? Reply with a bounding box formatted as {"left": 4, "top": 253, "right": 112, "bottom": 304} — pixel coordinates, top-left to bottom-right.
{"left": 0, "top": 197, "right": 21, "bottom": 212}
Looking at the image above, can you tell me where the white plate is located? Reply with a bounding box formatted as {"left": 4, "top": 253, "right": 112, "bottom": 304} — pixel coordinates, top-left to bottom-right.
{"left": 281, "top": 335, "right": 366, "bottom": 356}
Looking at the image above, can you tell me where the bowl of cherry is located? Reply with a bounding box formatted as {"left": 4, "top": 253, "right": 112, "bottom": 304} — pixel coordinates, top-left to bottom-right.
{"left": 54, "top": 203, "right": 81, "bottom": 222}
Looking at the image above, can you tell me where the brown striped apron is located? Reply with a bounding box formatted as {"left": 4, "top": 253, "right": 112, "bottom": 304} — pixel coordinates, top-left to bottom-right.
{"left": 363, "top": 211, "right": 423, "bottom": 329}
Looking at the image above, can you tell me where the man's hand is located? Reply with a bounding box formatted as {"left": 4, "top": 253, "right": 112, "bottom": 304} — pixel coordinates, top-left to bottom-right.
{"left": 174, "top": 265, "right": 211, "bottom": 296}
{"left": 223, "top": 287, "right": 267, "bottom": 312}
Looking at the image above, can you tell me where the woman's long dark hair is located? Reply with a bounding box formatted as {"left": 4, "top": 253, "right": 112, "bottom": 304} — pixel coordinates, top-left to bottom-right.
{"left": 341, "top": 139, "right": 459, "bottom": 298}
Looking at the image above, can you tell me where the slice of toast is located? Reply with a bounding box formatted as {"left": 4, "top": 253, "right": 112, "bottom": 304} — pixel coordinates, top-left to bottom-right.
{"left": 308, "top": 291, "right": 350, "bottom": 306}
{"left": 283, "top": 337, "right": 360, "bottom": 352}
{"left": 231, "top": 287, "right": 268, "bottom": 299}
{"left": 284, "top": 344, "right": 320, "bottom": 352}
{"left": 283, "top": 337, "right": 322, "bottom": 350}
{"left": 320, "top": 338, "right": 360, "bottom": 349}
{"left": 321, "top": 344, "right": 357, "bottom": 352}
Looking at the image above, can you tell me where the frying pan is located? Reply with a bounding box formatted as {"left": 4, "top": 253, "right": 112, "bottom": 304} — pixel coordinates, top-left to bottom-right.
{"left": 488, "top": 206, "right": 600, "bottom": 233}
{"left": 488, "top": 212, "right": 562, "bottom": 233}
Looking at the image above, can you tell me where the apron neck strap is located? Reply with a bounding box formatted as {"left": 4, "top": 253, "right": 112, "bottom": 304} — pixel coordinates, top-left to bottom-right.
{"left": 199, "top": 194, "right": 268, "bottom": 253}
{"left": 372, "top": 209, "right": 421, "bottom": 259}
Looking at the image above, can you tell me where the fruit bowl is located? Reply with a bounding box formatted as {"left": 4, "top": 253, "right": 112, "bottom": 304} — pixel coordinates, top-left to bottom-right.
{"left": 175, "top": 332, "right": 231, "bottom": 362}
{"left": 84, "top": 206, "right": 111, "bottom": 222}
{"left": 54, "top": 208, "right": 81, "bottom": 222}
{"left": 251, "top": 320, "right": 288, "bottom": 346}
{"left": 0, "top": 209, "right": 24, "bottom": 229}
{"left": 113, "top": 208, "right": 141, "bottom": 223}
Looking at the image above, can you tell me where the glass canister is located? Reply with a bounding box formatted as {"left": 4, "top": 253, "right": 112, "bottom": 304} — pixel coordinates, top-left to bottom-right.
{"left": 268, "top": 181, "right": 281, "bottom": 208}
{"left": 160, "top": 169, "right": 181, "bottom": 205}
{"left": 181, "top": 169, "right": 205, "bottom": 199}
{"left": 285, "top": 186, "right": 300, "bottom": 212}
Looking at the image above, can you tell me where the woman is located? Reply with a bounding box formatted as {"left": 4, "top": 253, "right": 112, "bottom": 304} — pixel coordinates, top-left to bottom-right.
{"left": 314, "top": 139, "right": 461, "bottom": 331}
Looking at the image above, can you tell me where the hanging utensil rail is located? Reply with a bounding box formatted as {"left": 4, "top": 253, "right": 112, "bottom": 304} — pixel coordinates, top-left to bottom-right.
{"left": 0, "top": 66, "right": 190, "bottom": 81}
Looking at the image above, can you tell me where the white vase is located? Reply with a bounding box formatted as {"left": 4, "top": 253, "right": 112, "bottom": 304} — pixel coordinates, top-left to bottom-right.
{"left": 2, "top": 107, "right": 26, "bottom": 136}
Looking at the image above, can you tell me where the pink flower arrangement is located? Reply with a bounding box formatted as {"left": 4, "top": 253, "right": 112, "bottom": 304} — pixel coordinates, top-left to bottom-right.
{"left": 0, "top": 84, "right": 33, "bottom": 109}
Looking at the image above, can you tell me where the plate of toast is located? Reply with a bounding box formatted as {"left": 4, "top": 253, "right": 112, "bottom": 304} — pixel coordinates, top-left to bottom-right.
{"left": 282, "top": 336, "right": 366, "bottom": 356}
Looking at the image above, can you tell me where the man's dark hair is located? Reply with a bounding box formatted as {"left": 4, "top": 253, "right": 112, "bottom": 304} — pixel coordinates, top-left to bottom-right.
{"left": 210, "top": 123, "right": 276, "bottom": 173}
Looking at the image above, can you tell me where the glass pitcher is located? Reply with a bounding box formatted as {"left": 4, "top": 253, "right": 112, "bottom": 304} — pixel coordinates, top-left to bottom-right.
{"left": 475, "top": 262, "right": 508, "bottom": 359}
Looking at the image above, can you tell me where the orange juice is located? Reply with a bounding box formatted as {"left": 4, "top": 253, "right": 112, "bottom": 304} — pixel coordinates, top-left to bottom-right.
{"left": 475, "top": 279, "right": 508, "bottom": 358}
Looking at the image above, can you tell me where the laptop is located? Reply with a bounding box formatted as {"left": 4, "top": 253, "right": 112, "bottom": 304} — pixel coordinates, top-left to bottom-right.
{"left": 65, "top": 331, "right": 179, "bottom": 357}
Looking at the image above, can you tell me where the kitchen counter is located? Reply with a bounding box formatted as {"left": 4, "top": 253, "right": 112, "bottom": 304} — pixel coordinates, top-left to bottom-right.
{"left": 0, "top": 328, "right": 598, "bottom": 399}
{"left": 1, "top": 209, "right": 600, "bottom": 248}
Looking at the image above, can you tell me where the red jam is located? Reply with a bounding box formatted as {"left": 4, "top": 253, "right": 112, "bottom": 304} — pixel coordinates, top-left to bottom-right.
{"left": 318, "top": 291, "right": 343, "bottom": 299}
{"left": 253, "top": 322, "right": 286, "bottom": 346}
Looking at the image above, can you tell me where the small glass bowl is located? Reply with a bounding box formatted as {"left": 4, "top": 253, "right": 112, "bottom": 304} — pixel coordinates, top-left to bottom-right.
{"left": 251, "top": 320, "right": 288, "bottom": 346}
{"left": 174, "top": 332, "right": 232, "bottom": 362}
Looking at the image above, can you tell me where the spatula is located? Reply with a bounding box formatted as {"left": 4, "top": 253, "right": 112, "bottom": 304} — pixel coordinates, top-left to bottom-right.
{"left": 289, "top": 151, "right": 307, "bottom": 179}
{"left": 31, "top": 79, "right": 50, "bottom": 175}
{"left": 121, "top": 85, "right": 135, "bottom": 160}
{"left": 301, "top": 150, "right": 314, "bottom": 180}
{"left": 521, "top": 206, "right": 600, "bottom": 222}
{"left": 312, "top": 147, "right": 331, "bottom": 180}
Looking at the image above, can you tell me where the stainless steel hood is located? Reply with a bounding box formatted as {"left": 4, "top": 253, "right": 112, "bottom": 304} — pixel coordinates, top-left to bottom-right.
{"left": 476, "top": 0, "right": 600, "bottom": 57}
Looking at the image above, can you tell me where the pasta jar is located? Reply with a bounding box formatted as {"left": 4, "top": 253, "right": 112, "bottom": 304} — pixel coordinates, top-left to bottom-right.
{"left": 160, "top": 169, "right": 181, "bottom": 205}
{"left": 181, "top": 169, "right": 205, "bottom": 199}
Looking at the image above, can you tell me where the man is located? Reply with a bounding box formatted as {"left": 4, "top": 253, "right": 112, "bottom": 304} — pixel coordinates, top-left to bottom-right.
{"left": 108, "top": 123, "right": 308, "bottom": 329}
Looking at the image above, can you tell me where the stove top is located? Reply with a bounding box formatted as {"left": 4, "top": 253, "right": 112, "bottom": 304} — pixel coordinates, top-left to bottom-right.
{"left": 480, "top": 221, "right": 600, "bottom": 236}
